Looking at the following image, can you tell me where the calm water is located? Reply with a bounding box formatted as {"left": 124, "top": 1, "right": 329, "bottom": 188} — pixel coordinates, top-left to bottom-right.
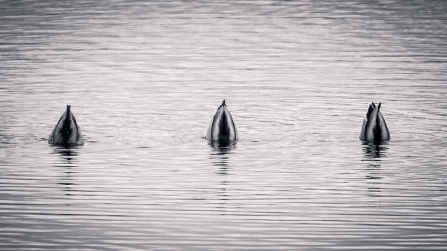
{"left": 1, "top": 0, "right": 447, "bottom": 250}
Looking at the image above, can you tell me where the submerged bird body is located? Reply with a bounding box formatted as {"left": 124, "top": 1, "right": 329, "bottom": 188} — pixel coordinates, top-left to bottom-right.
{"left": 206, "top": 100, "right": 238, "bottom": 142}
{"left": 359, "top": 102, "right": 390, "bottom": 142}
{"left": 48, "top": 105, "right": 84, "bottom": 145}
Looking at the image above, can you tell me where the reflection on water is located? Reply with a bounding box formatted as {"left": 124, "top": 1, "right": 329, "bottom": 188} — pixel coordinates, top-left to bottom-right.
{"left": 209, "top": 140, "right": 236, "bottom": 170}
{"left": 362, "top": 142, "right": 388, "bottom": 159}
{"left": 52, "top": 146, "right": 79, "bottom": 167}
{"left": 362, "top": 142, "right": 388, "bottom": 193}
{"left": 52, "top": 146, "right": 79, "bottom": 196}
{"left": 208, "top": 141, "right": 236, "bottom": 214}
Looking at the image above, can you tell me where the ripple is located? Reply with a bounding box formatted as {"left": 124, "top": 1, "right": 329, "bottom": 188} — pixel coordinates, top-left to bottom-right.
{"left": 1, "top": 0, "right": 447, "bottom": 250}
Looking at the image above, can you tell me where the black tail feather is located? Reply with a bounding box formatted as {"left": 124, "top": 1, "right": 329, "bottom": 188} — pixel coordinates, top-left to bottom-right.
{"left": 218, "top": 111, "right": 231, "bottom": 142}
{"left": 59, "top": 105, "right": 73, "bottom": 143}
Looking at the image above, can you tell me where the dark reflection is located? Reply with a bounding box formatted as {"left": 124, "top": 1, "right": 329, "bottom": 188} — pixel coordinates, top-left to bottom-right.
{"left": 208, "top": 141, "right": 236, "bottom": 172}
{"left": 208, "top": 141, "right": 236, "bottom": 215}
{"left": 361, "top": 142, "right": 388, "bottom": 194}
{"left": 362, "top": 141, "right": 388, "bottom": 159}
{"left": 53, "top": 146, "right": 78, "bottom": 163}
{"left": 51, "top": 146, "right": 79, "bottom": 196}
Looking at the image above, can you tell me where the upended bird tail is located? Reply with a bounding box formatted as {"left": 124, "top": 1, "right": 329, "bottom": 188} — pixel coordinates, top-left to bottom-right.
{"left": 372, "top": 103, "right": 382, "bottom": 142}
{"left": 59, "top": 105, "right": 73, "bottom": 143}
{"left": 218, "top": 110, "right": 231, "bottom": 142}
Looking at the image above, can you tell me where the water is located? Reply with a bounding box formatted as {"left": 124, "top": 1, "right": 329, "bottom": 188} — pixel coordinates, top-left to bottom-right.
{"left": 1, "top": 0, "right": 447, "bottom": 250}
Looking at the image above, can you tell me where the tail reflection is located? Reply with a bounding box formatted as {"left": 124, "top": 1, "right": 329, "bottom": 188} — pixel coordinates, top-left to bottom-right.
{"left": 208, "top": 141, "right": 236, "bottom": 215}
{"left": 362, "top": 142, "right": 388, "bottom": 193}
{"left": 209, "top": 141, "right": 236, "bottom": 173}
{"left": 362, "top": 142, "right": 388, "bottom": 159}
{"left": 52, "top": 146, "right": 79, "bottom": 196}
{"left": 53, "top": 146, "right": 79, "bottom": 166}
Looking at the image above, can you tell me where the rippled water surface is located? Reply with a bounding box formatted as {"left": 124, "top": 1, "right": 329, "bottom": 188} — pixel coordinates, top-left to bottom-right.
{"left": 1, "top": 0, "right": 447, "bottom": 250}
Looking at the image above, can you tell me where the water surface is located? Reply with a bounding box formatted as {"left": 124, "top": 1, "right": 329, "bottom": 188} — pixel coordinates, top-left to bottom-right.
{"left": 1, "top": 0, "right": 447, "bottom": 250}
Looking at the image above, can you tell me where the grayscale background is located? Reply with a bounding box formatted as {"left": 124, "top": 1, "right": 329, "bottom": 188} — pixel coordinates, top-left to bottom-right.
{"left": 1, "top": 0, "right": 446, "bottom": 250}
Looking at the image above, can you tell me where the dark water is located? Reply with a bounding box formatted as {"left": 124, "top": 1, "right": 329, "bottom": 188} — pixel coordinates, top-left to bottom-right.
{"left": 1, "top": 0, "right": 447, "bottom": 250}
